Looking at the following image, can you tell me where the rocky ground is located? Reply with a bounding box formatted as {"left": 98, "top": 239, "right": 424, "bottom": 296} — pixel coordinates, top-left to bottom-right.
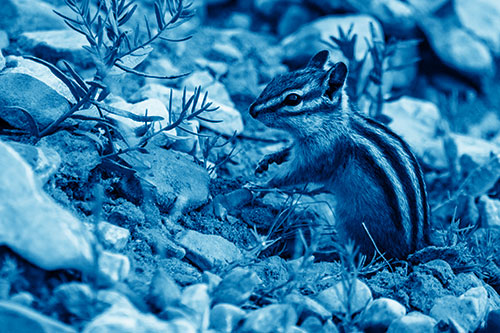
{"left": 1, "top": 0, "right": 500, "bottom": 332}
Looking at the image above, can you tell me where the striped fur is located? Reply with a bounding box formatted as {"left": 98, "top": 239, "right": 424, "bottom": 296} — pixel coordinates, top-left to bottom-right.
{"left": 249, "top": 51, "right": 429, "bottom": 258}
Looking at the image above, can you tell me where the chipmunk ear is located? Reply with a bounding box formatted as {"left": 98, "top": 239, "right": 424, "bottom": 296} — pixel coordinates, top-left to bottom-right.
{"left": 324, "top": 62, "right": 348, "bottom": 100}
{"left": 307, "top": 50, "right": 330, "bottom": 69}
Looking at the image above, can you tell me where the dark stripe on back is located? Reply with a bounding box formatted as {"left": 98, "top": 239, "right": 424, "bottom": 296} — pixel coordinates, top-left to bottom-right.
{"left": 360, "top": 115, "right": 428, "bottom": 250}
{"left": 355, "top": 143, "right": 404, "bottom": 232}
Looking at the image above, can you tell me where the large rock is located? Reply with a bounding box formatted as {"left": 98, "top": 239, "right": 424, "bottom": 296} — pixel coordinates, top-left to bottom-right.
{"left": 316, "top": 279, "right": 373, "bottom": 315}
{"left": 281, "top": 15, "right": 384, "bottom": 68}
{"left": 0, "top": 0, "right": 66, "bottom": 34}
{"left": 17, "top": 29, "right": 92, "bottom": 67}
{"left": 0, "top": 301, "right": 76, "bottom": 333}
{"left": 0, "top": 140, "right": 94, "bottom": 272}
{"left": 0, "top": 71, "right": 70, "bottom": 131}
{"left": 418, "top": 15, "right": 494, "bottom": 79}
{"left": 455, "top": 0, "right": 500, "bottom": 55}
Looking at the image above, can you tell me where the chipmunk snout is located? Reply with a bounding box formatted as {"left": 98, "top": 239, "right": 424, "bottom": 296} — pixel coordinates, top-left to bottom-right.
{"left": 249, "top": 103, "right": 258, "bottom": 118}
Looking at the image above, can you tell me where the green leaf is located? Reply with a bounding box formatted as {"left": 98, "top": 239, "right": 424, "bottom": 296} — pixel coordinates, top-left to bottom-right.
{"left": 94, "top": 101, "right": 165, "bottom": 123}
{"left": 61, "top": 60, "right": 89, "bottom": 93}
{"left": 154, "top": 2, "right": 164, "bottom": 30}
{"left": 7, "top": 107, "right": 40, "bottom": 138}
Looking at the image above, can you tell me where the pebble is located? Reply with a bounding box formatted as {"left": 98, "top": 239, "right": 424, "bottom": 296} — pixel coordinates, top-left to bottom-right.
{"left": 97, "top": 221, "right": 130, "bottom": 251}
{"left": 430, "top": 286, "right": 489, "bottom": 332}
{"left": 180, "top": 283, "right": 211, "bottom": 331}
{"left": 387, "top": 311, "right": 437, "bottom": 333}
{"left": 210, "top": 303, "right": 246, "bottom": 332}
{"left": 241, "top": 304, "right": 297, "bottom": 333}
{"left": 359, "top": 297, "right": 406, "bottom": 332}
{"left": 316, "top": 278, "right": 373, "bottom": 315}
{"left": 212, "top": 268, "right": 262, "bottom": 305}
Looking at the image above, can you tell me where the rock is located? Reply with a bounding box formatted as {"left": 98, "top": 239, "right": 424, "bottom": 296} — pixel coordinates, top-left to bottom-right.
{"left": 38, "top": 130, "right": 100, "bottom": 182}
{"left": 180, "top": 284, "right": 211, "bottom": 330}
{"left": 387, "top": 311, "right": 437, "bottom": 333}
{"left": 413, "top": 260, "right": 455, "bottom": 286}
{"left": 285, "top": 292, "right": 331, "bottom": 321}
{"left": 17, "top": 29, "right": 92, "bottom": 67}
{"left": 212, "top": 268, "right": 262, "bottom": 305}
{"left": 131, "top": 83, "right": 244, "bottom": 136}
{"left": 0, "top": 50, "right": 5, "bottom": 71}
{"left": 405, "top": 270, "right": 448, "bottom": 313}
{"left": 478, "top": 195, "right": 500, "bottom": 228}
{"left": 454, "top": 0, "right": 500, "bottom": 55}
{"left": 97, "top": 251, "right": 130, "bottom": 286}
{"left": 300, "top": 316, "right": 324, "bottom": 333}
{"left": 148, "top": 268, "right": 182, "bottom": 311}
{"left": 406, "top": 0, "right": 448, "bottom": 16}
{"left": 97, "top": 222, "right": 130, "bottom": 251}
{"left": 0, "top": 71, "right": 71, "bottom": 131}
{"left": 359, "top": 298, "right": 406, "bottom": 332}
{"left": 347, "top": 0, "right": 417, "bottom": 37}
{"left": 9, "top": 292, "right": 35, "bottom": 307}
{"left": 7, "top": 141, "right": 61, "bottom": 184}
{"left": 202, "top": 271, "right": 222, "bottom": 292}
{"left": 210, "top": 303, "right": 246, "bottom": 332}
{"left": 0, "top": 0, "right": 66, "bottom": 34}
{"left": 122, "top": 145, "right": 209, "bottom": 221}
{"left": 254, "top": 0, "right": 288, "bottom": 18}
{"left": 430, "top": 286, "right": 489, "bottom": 332}
{"left": 241, "top": 304, "right": 298, "bottom": 333}
{"left": 281, "top": 15, "right": 384, "bottom": 68}
{"left": 316, "top": 279, "right": 373, "bottom": 315}
{"left": 208, "top": 42, "right": 243, "bottom": 63}
{"left": 194, "top": 57, "right": 229, "bottom": 77}
{"left": 221, "top": 59, "right": 260, "bottom": 105}
{"left": 175, "top": 229, "right": 242, "bottom": 270}
{"left": 54, "top": 283, "right": 95, "bottom": 319}
{"left": 0, "top": 30, "right": 9, "bottom": 49}
{"left": 83, "top": 295, "right": 185, "bottom": 333}
{"left": 182, "top": 71, "right": 235, "bottom": 108}
{"left": 225, "top": 12, "right": 252, "bottom": 30}
{"left": 277, "top": 4, "right": 317, "bottom": 37}
{"left": 0, "top": 141, "right": 95, "bottom": 272}
{"left": 418, "top": 15, "right": 494, "bottom": 79}
{"left": 0, "top": 300, "right": 76, "bottom": 333}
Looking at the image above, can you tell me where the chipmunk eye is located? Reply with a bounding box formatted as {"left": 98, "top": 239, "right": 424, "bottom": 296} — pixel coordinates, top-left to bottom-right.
{"left": 283, "top": 93, "right": 302, "bottom": 106}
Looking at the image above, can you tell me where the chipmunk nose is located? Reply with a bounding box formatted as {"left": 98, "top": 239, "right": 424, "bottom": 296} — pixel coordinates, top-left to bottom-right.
{"left": 249, "top": 103, "right": 258, "bottom": 118}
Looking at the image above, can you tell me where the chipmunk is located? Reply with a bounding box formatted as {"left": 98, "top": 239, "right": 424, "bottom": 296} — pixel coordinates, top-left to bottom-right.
{"left": 249, "top": 50, "right": 429, "bottom": 258}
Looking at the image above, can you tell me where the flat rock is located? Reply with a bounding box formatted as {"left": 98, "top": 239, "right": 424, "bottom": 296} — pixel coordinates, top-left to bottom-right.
{"left": 17, "top": 29, "right": 93, "bottom": 67}
{"left": 212, "top": 268, "right": 262, "bottom": 306}
{"left": 176, "top": 229, "right": 242, "bottom": 270}
{"left": 0, "top": 0, "right": 66, "bottom": 34}
{"left": 123, "top": 145, "right": 209, "bottom": 221}
{"left": 0, "top": 140, "right": 95, "bottom": 272}
{"left": 0, "top": 300, "right": 76, "bottom": 333}
{"left": 455, "top": 0, "right": 500, "bottom": 55}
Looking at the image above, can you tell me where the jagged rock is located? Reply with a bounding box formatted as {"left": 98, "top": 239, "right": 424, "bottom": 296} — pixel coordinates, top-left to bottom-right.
{"left": 454, "top": 0, "right": 500, "bottom": 55}
{"left": 175, "top": 229, "right": 242, "bottom": 270}
{"left": 316, "top": 279, "right": 373, "bottom": 315}
{"left": 0, "top": 140, "right": 95, "bottom": 271}
{"left": 212, "top": 268, "right": 262, "bottom": 305}
{"left": 17, "top": 29, "right": 92, "bottom": 67}
{"left": 241, "top": 304, "right": 297, "bottom": 333}
{"left": 0, "top": 0, "right": 66, "bottom": 34}
{"left": 430, "top": 286, "right": 489, "bottom": 332}
{"left": 96, "top": 222, "right": 130, "bottom": 251}
{"left": 359, "top": 298, "right": 406, "bottom": 332}
{"left": 418, "top": 15, "right": 494, "bottom": 79}
{"left": 210, "top": 303, "right": 246, "bottom": 332}
{"left": 387, "top": 311, "right": 437, "bottom": 333}
{"left": 0, "top": 301, "right": 76, "bottom": 333}
{"left": 478, "top": 195, "right": 500, "bottom": 228}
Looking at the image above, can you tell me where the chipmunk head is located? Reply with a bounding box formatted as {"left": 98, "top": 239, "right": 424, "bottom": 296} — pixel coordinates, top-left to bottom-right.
{"left": 249, "top": 50, "right": 348, "bottom": 137}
